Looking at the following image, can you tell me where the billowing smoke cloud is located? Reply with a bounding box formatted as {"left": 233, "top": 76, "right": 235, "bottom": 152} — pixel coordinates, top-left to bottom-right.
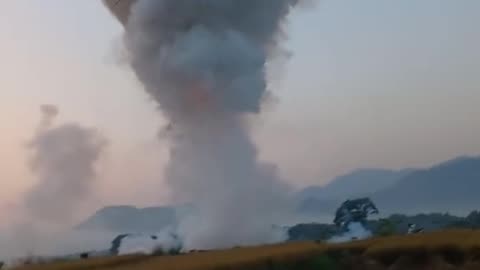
{"left": 24, "top": 105, "right": 107, "bottom": 224}
{"left": 120, "top": 0, "right": 299, "bottom": 249}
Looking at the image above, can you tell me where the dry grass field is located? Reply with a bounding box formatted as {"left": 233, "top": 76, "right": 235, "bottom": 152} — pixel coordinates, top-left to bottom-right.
{"left": 12, "top": 230, "right": 480, "bottom": 270}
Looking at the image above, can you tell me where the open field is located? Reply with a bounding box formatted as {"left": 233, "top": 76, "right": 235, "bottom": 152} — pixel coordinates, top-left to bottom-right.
{"left": 12, "top": 230, "right": 480, "bottom": 270}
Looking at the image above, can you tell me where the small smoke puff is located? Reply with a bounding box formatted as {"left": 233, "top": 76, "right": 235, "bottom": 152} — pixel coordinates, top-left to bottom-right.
{"left": 38, "top": 104, "right": 59, "bottom": 130}
{"left": 40, "top": 104, "right": 59, "bottom": 119}
{"left": 25, "top": 122, "right": 107, "bottom": 224}
{"left": 328, "top": 222, "right": 372, "bottom": 244}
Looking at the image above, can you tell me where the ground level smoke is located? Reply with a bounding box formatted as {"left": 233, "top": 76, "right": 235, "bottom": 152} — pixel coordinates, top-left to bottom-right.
{"left": 328, "top": 222, "right": 372, "bottom": 244}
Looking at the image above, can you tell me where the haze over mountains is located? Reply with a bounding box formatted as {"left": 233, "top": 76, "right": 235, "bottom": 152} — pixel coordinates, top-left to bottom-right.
{"left": 79, "top": 156, "right": 480, "bottom": 232}
{"left": 372, "top": 156, "right": 480, "bottom": 215}
{"left": 295, "top": 168, "right": 413, "bottom": 216}
{"left": 297, "top": 168, "right": 414, "bottom": 201}
{"left": 77, "top": 206, "right": 178, "bottom": 233}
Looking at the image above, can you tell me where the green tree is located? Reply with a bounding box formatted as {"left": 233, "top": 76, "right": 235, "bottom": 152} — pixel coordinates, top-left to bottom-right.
{"left": 333, "top": 197, "right": 379, "bottom": 230}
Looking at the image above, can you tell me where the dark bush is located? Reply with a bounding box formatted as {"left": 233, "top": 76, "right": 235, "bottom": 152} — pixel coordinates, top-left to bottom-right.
{"left": 434, "top": 245, "right": 466, "bottom": 266}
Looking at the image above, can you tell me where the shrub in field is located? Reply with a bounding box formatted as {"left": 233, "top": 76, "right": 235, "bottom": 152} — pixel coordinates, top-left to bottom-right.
{"left": 152, "top": 246, "right": 182, "bottom": 256}
{"left": 375, "top": 218, "right": 397, "bottom": 237}
{"left": 308, "top": 254, "right": 337, "bottom": 270}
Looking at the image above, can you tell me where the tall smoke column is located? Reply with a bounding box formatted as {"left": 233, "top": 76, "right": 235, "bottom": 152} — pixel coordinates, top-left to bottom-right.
{"left": 106, "top": 0, "right": 299, "bottom": 249}
{"left": 25, "top": 105, "right": 107, "bottom": 224}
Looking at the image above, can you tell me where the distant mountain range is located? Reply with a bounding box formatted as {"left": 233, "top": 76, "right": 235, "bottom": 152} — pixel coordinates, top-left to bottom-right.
{"left": 297, "top": 168, "right": 413, "bottom": 201}
{"left": 77, "top": 205, "right": 178, "bottom": 233}
{"left": 298, "top": 156, "right": 480, "bottom": 216}
{"left": 78, "top": 156, "right": 480, "bottom": 232}
{"left": 294, "top": 168, "right": 412, "bottom": 216}
{"left": 372, "top": 156, "right": 480, "bottom": 214}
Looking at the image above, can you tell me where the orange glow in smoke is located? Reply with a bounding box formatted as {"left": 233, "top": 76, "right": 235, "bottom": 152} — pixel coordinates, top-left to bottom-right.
{"left": 185, "top": 80, "right": 214, "bottom": 111}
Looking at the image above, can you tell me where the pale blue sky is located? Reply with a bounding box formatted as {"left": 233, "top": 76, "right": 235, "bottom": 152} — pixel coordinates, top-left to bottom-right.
{"left": 1, "top": 0, "right": 480, "bottom": 210}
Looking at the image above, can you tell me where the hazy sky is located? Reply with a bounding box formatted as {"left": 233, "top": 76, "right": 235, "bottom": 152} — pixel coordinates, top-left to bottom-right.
{"left": 1, "top": 0, "right": 480, "bottom": 213}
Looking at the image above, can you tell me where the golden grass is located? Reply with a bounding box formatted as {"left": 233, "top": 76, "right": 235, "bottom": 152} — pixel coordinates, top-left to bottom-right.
{"left": 12, "top": 255, "right": 149, "bottom": 270}
{"left": 13, "top": 230, "right": 480, "bottom": 270}
{"left": 111, "top": 242, "right": 323, "bottom": 270}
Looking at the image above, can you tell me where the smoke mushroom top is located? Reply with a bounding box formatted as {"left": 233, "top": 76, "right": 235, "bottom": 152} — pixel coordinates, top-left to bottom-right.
{"left": 124, "top": 0, "right": 299, "bottom": 122}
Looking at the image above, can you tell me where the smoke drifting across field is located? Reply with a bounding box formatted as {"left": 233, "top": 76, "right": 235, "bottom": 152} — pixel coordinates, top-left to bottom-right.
{"left": 328, "top": 222, "right": 373, "bottom": 243}
{"left": 120, "top": 0, "right": 300, "bottom": 249}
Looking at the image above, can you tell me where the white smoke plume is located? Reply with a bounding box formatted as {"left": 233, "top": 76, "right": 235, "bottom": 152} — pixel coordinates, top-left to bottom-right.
{"left": 117, "top": 229, "right": 182, "bottom": 256}
{"left": 120, "top": 0, "right": 300, "bottom": 249}
{"left": 24, "top": 105, "right": 107, "bottom": 225}
{"left": 328, "top": 222, "right": 372, "bottom": 244}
